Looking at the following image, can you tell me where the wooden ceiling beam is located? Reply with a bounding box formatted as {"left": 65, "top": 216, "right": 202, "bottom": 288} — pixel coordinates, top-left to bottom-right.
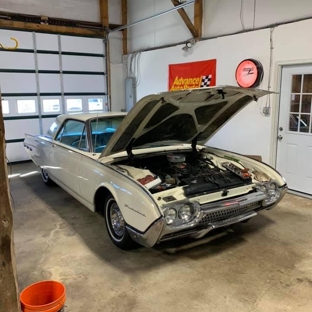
{"left": 99, "top": 0, "right": 109, "bottom": 28}
{"left": 194, "top": 0, "right": 203, "bottom": 38}
{"left": 171, "top": 0, "right": 198, "bottom": 38}
{"left": 121, "top": 0, "right": 127, "bottom": 55}
{"left": 0, "top": 19, "right": 104, "bottom": 37}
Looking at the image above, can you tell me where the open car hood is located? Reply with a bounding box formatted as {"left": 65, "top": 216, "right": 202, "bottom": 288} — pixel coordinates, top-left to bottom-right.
{"left": 100, "top": 86, "right": 271, "bottom": 158}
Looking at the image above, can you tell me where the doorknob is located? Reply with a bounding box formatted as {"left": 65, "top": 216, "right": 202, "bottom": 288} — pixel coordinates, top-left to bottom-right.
{"left": 277, "top": 135, "right": 283, "bottom": 141}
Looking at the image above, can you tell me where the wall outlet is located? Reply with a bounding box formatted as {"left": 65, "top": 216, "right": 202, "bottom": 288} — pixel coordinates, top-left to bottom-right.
{"left": 263, "top": 106, "right": 270, "bottom": 116}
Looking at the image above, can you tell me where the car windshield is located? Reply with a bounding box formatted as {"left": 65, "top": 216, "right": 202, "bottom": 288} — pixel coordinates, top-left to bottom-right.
{"left": 90, "top": 117, "right": 125, "bottom": 153}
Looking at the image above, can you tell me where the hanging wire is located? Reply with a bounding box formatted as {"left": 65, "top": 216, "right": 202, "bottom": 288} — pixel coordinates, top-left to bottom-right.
{"left": 240, "top": 0, "right": 246, "bottom": 30}
{"left": 253, "top": 0, "right": 257, "bottom": 29}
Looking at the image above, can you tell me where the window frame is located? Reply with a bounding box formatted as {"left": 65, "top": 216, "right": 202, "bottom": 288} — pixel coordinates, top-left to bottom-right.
{"left": 88, "top": 98, "right": 104, "bottom": 111}
{"left": 66, "top": 98, "right": 83, "bottom": 112}
{"left": 16, "top": 99, "right": 37, "bottom": 114}
{"left": 1, "top": 100, "right": 10, "bottom": 114}
{"left": 42, "top": 98, "right": 61, "bottom": 113}
{"left": 55, "top": 118, "right": 90, "bottom": 152}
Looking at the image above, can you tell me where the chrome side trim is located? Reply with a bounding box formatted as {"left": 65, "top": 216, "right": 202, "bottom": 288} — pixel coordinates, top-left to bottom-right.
{"left": 126, "top": 218, "right": 165, "bottom": 248}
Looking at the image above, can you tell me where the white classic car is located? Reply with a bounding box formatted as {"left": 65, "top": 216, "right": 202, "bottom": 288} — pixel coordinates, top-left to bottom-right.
{"left": 24, "top": 86, "right": 287, "bottom": 250}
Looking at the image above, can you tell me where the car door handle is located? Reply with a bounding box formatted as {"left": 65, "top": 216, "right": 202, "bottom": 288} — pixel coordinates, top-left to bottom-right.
{"left": 277, "top": 135, "right": 283, "bottom": 141}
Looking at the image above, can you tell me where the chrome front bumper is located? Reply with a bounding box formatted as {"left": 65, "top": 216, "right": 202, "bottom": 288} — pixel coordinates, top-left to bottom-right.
{"left": 127, "top": 185, "right": 288, "bottom": 248}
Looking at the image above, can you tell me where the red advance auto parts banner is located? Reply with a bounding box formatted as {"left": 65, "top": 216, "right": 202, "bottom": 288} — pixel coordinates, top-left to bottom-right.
{"left": 168, "top": 59, "right": 216, "bottom": 91}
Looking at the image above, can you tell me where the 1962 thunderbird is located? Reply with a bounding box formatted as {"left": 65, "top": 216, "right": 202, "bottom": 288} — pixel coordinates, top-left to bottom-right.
{"left": 24, "top": 86, "right": 287, "bottom": 249}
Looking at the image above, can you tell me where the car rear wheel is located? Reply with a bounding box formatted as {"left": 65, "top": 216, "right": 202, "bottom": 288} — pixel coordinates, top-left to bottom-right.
{"left": 41, "top": 168, "right": 54, "bottom": 186}
{"left": 104, "top": 195, "right": 138, "bottom": 250}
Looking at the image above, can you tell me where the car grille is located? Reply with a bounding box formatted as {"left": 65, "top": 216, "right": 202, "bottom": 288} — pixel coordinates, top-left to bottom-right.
{"left": 198, "top": 201, "right": 261, "bottom": 226}
{"left": 160, "top": 227, "right": 206, "bottom": 242}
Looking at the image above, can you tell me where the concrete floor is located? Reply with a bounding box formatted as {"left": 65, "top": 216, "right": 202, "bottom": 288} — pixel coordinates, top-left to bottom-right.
{"left": 9, "top": 162, "right": 312, "bottom": 312}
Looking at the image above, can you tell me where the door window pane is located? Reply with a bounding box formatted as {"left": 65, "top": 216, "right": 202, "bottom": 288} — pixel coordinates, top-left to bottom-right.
{"left": 1, "top": 100, "right": 9, "bottom": 114}
{"left": 289, "top": 114, "right": 299, "bottom": 132}
{"left": 299, "top": 114, "right": 310, "bottom": 133}
{"left": 90, "top": 117, "right": 124, "bottom": 153}
{"left": 56, "top": 120, "right": 86, "bottom": 149}
{"left": 291, "top": 75, "right": 302, "bottom": 93}
{"left": 43, "top": 99, "right": 60, "bottom": 113}
{"left": 302, "top": 74, "right": 312, "bottom": 93}
{"left": 290, "top": 94, "right": 300, "bottom": 112}
{"left": 66, "top": 99, "right": 82, "bottom": 112}
{"left": 88, "top": 98, "right": 103, "bottom": 111}
{"left": 17, "top": 100, "right": 36, "bottom": 114}
{"left": 301, "top": 95, "right": 312, "bottom": 113}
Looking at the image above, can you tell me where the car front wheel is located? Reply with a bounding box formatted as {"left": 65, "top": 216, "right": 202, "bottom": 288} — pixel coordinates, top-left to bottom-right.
{"left": 104, "top": 195, "right": 138, "bottom": 250}
{"left": 41, "top": 168, "right": 54, "bottom": 186}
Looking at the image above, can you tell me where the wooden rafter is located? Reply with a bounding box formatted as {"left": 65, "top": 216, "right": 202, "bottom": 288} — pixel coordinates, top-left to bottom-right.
{"left": 99, "top": 0, "right": 109, "bottom": 28}
{"left": 0, "top": 19, "right": 104, "bottom": 37}
{"left": 194, "top": 0, "right": 203, "bottom": 38}
{"left": 122, "top": 0, "right": 127, "bottom": 55}
{"left": 171, "top": 0, "right": 198, "bottom": 38}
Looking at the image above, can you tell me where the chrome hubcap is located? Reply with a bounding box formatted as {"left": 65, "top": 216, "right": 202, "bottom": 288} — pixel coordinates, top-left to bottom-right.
{"left": 110, "top": 203, "right": 125, "bottom": 237}
{"left": 42, "top": 169, "right": 49, "bottom": 181}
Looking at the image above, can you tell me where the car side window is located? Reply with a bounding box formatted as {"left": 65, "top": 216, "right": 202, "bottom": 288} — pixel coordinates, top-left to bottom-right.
{"left": 56, "top": 120, "right": 89, "bottom": 151}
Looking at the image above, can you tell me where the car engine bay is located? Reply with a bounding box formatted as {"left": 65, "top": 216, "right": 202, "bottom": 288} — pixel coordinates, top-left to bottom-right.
{"left": 112, "top": 150, "right": 268, "bottom": 197}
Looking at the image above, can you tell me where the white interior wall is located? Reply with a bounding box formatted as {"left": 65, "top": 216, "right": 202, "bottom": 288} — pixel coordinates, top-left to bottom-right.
{"left": 0, "top": 0, "right": 121, "bottom": 23}
{"left": 127, "top": 0, "right": 194, "bottom": 52}
{"left": 128, "top": 0, "right": 312, "bottom": 52}
{"left": 129, "top": 19, "right": 312, "bottom": 165}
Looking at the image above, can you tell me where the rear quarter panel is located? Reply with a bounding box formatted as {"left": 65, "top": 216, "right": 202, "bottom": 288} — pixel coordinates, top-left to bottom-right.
{"left": 24, "top": 135, "right": 53, "bottom": 168}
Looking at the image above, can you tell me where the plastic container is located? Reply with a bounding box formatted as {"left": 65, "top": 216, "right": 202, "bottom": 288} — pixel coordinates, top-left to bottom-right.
{"left": 20, "top": 280, "right": 66, "bottom": 312}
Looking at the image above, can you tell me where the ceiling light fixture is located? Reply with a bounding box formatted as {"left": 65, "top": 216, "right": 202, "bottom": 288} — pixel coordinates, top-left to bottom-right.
{"left": 182, "top": 39, "right": 196, "bottom": 52}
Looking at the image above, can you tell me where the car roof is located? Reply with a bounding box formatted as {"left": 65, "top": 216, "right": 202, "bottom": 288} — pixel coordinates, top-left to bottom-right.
{"left": 56, "top": 112, "right": 127, "bottom": 124}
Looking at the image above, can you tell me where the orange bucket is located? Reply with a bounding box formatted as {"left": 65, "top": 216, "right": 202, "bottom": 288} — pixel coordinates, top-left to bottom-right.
{"left": 20, "top": 280, "right": 66, "bottom": 312}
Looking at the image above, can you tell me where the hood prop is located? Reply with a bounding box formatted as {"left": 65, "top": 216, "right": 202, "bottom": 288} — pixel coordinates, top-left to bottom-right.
{"left": 126, "top": 138, "right": 135, "bottom": 161}
{"left": 191, "top": 133, "right": 202, "bottom": 159}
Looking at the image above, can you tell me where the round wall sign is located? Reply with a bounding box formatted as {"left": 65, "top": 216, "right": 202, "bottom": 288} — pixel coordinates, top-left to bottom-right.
{"left": 235, "top": 59, "right": 264, "bottom": 88}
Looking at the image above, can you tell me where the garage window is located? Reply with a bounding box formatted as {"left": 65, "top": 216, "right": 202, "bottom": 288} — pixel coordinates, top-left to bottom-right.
{"left": 66, "top": 99, "right": 82, "bottom": 112}
{"left": 43, "top": 99, "right": 61, "bottom": 113}
{"left": 17, "top": 100, "right": 36, "bottom": 114}
{"left": 88, "top": 98, "right": 103, "bottom": 111}
{"left": 1, "top": 100, "right": 9, "bottom": 114}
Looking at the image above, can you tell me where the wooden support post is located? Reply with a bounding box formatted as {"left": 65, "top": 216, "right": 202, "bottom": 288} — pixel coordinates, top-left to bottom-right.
{"left": 122, "top": 0, "right": 128, "bottom": 55}
{"left": 0, "top": 96, "right": 21, "bottom": 311}
{"left": 171, "top": 0, "right": 199, "bottom": 38}
{"left": 99, "top": 0, "right": 109, "bottom": 29}
{"left": 194, "top": 0, "right": 203, "bottom": 38}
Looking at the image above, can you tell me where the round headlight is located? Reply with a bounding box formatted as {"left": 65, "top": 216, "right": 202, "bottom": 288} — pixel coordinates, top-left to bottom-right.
{"left": 256, "top": 184, "right": 267, "bottom": 193}
{"left": 178, "top": 204, "right": 193, "bottom": 222}
{"left": 268, "top": 182, "right": 277, "bottom": 190}
{"left": 165, "top": 208, "right": 177, "bottom": 225}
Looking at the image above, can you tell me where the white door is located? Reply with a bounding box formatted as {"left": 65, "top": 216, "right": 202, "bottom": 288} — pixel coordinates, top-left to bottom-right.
{"left": 277, "top": 65, "right": 312, "bottom": 195}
